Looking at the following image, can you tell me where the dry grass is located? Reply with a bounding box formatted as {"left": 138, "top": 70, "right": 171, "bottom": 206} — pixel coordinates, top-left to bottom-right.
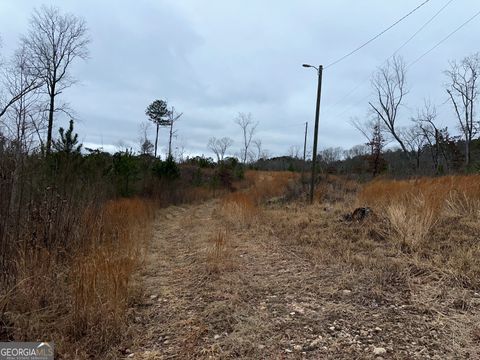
{"left": 290, "top": 175, "right": 480, "bottom": 290}
{"left": 218, "top": 171, "right": 300, "bottom": 228}
{"left": 357, "top": 177, "right": 480, "bottom": 269}
{"left": 314, "top": 174, "right": 361, "bottom": 205}
{"left": 244, "top": 170, "right": 300, "bottom": 203}
{"left": 206, "top": 229, "right": 234, "bottom": 274}
{"left": 220, "top": 192, "right": 260, "bottom": 227}
{"left": 69, "top": 198, "right": 153, "bottom": 352}
{"left": 1, "top": 198, "right": 154, "bottom": 358}
{"left": 128, "top": 173, "right": 480, "bottom": 358}
{"left": 258, "top": 174, "right": 480, "bottom": 299}
{"left": 385, "top": 198, "right": 437, "bottom": 249}
{"left": 183, "top": 186, "right": 228, "bottom": 204}
{"left": 359, "top": 175, "right": 480, "bottom": 217}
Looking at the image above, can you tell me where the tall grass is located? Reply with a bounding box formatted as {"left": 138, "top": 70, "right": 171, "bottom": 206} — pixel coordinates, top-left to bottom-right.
{"left": 206, "top": 229, "right": 233, "bottom": 274}
{"left": 1, "top": 198, "right": 154, "bottom": 358}
{"left": 244, "top": 170, "right": 300, "bottom": 203}
{"left": 221, "top": 192, "right": 259, "bottom": 226}
{"left": 358, "top": 175, "right": 480, "bottom": 287}
{"left": 359, "top": 176, "right": 480, "bottom": 217}
{"left": 219, "top": 171, "right": 300, "bottom": 227}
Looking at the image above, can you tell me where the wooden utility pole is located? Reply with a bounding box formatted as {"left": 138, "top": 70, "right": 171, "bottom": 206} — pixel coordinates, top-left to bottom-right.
{"left": 302, "top": 121, "right": 308, "bottom": 180}
{"left": 303, "top": 121, "right": 308, "bottom": 164}
{"left": 308, "top": 65, "right": 323, "bottom": 204}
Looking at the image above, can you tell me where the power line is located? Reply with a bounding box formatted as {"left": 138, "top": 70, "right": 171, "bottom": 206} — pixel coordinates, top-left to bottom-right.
{"left": 325, "top": 0, "right": 431, "bottom": 69}
{"left": 393, "top": 0, "right": 456, "bottom": 56}
{"left": 408, "top": 8, "right": 480, "bottom": 68}
{"left": 327, "top": 1, "right": 472, "bottom": 124}
{"left": 324, "top": 0, "right": 454, "bottom": 115}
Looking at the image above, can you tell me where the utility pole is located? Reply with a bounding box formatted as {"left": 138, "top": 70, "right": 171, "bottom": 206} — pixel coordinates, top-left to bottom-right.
{"left": 303, "top": 121, "right": 308, "bottom": 164}
{"left": 302, "top": 64, "right": 323, "bottom": 204}
{"left": 302, "top": 121, "right": 308, "bottom": 181}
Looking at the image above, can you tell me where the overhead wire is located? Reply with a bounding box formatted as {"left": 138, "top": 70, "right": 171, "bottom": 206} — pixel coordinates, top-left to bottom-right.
{"left": 325, "top": 6, "right": 480, "bottom": 147}
{"left": 407, "top": 8, "right": 480, "bottom": 68}
{"left": 324, "top": 0, "right": 431, "bottom": 69}
{"left": 393, "top": 0, "right": 455, "bottom": 56}
{"left": 324, "top": 0, "right": 455, "bottom": 119}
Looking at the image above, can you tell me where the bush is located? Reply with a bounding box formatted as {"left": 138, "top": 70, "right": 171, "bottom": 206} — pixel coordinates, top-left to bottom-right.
{"left": 112, "top": 150, "right": 139, "bottom": 196}
{"left": 152, "top": 156, "right": 180, "bottom": 180}
{"left": 185, "top": 155, "right": 215, "bottom": 168}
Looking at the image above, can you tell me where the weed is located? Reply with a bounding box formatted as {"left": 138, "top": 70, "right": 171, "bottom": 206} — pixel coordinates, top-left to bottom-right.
{"left": 206, "top": 229, "right": 233, "bottom": 274}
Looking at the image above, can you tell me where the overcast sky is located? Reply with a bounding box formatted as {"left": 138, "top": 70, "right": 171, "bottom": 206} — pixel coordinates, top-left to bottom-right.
{"left": 1, "top": 0, "right": 479, "bottom": 158}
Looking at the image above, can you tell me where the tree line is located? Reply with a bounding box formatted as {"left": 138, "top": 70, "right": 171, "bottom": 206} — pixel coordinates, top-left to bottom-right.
{"left": 350, "top": 53, "right": 480, "bottom": 177}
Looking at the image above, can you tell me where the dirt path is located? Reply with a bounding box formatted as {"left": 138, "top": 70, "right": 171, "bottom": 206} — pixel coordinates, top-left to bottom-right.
{"left": 125, "top": 200, "right": 480, "bottom": 359}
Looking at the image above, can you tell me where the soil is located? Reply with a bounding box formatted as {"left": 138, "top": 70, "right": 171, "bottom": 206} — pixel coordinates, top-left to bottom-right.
{"left": 124, "top": 200, "right": 480, "bottom": 359}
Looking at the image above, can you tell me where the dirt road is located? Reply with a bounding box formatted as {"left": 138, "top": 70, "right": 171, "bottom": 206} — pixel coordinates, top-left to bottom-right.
{"left": 126, "top": 200, "right": 480, "bottom": 359}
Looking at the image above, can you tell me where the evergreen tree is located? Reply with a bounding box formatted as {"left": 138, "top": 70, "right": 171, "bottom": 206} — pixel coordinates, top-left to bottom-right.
{"left": 52, "top": 119, "right": 82, "bottom": 154}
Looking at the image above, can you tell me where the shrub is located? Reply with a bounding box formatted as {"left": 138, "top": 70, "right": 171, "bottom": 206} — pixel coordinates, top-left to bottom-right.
{"left": 152, "top": 156, "right": 180, "bottom": 180}
{"left": 112, "top": 150, "right": 139, "bottom": 196}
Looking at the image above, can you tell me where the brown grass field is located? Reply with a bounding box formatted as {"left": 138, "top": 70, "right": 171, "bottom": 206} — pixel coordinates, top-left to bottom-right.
{"left": 4, "top": 171, "right": 480, "bottom": 359}
{"left": 1, "top": 198, "right": 155, "bottom": 356}
{"left": 123, "top": 171, "right": 480, "bottom": 359}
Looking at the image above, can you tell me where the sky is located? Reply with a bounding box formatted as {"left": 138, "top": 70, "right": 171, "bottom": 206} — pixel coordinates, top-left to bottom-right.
{"left": 0, "top": 0, "right": 479, "bottom": 159}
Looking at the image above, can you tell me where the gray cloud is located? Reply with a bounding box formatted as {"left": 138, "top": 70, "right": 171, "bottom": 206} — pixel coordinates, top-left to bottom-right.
{"left": 1, "top": 0, "right": 479, "bottom": 158}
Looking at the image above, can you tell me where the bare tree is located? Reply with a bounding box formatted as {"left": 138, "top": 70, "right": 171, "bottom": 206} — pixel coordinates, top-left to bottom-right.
{"left": 22, "top": 5, "right": 89, "bottom": 154}
{"left": 351, "top": 116, "right": 378, "bottom": 144}
{"left": 288, "top": 145, "right": 301, "bottom": 159}
{"left": 138, "top": 121, "right": 154, "bottom": 155}
{"left": 234, "top": 112, "right": 258, "bottom": 164}
{"left": 252, "top": 139, "right": 264, "bottom": 161}
{"left": 344, "top": 144, "right": 369, "bottom": 159}
{"left": 369, "top": 55, "right": 409, "bottom": 155}
{"left": 351, "top": 116, "right": 386, "bottom": 176}
{"left": 413, "top": 100, "right": 446, "bottom": 174}
{"left": 318, "top": 147, "right": 343, "bottom": 165}
{"left": 0, "top": 46, "right": 42, "bottom": 121}
{"left": 173, "top": 136, "right": 187, "bottom": 162}
{"left": 208, "top": 136, "right": 233, "bottom": 163}
{"left": 167, "top": 107, "right": 183, "bottom": 159}
{"left": 403, "top": 124, "right": 426, "bottom": 171}
{"left": 445, "top": 53, "right": 480, "bottom": 166}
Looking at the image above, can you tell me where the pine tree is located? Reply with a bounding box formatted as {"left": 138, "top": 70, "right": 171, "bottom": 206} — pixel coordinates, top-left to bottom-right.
{"left": 52, "top": 119, "right": 82, "bottom": 154}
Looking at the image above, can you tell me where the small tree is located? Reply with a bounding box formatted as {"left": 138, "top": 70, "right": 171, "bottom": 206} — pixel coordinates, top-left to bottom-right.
{"left": 138, "top": 121, "right": 154, "bottom": 156}
{"left": 152, "top": 156, "right": 179, "bottom": 181}
{"left": 367, "top": 120, "right": 387, "bottom": 177}
{"left": 52, "top": 119, "right": 82, "bottom": 154}
{"left": 235, "top": 112, "right": 258, "bottom": 164}
{"left": 140, "top": 139, "right": 154, "bottom": 156}
{"left": 112, "top": 149, "right": 138, "bottom": 196}
{"left": 145, "top": 99, "right": 170, "bottom": 158}
{"left": 208, "top": 136, "right": 233, "bottom": 163}
{"left": 351, "top": 116, "right": 386, "bottom": 177}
